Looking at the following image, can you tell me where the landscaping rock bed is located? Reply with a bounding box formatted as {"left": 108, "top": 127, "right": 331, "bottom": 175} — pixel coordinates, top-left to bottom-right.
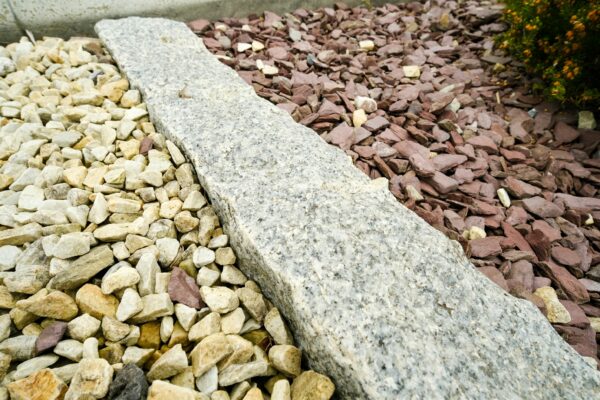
{"left": 0, "top": 36, "right": 333, "bottom": 399}
{"left": 191, "top": 0, "right": 600, "bottom": 363}
{"left": 97, "top": 16, "right": 600, "bottom": 399}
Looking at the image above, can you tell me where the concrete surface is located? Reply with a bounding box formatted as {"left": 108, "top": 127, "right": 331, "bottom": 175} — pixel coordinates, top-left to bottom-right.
{"left": 1, "top": 0, "right": 393, "bottom": 43}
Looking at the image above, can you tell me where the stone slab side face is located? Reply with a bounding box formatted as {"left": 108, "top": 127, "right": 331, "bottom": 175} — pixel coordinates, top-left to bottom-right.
{"left": 0, "top": 0, "right": 20, "bottom": 43}
{"left": 96, "top": 18, "right": 600, "bottom": 399}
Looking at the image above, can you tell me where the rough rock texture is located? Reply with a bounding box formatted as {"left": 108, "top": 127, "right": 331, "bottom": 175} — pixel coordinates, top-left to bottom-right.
{"left": 96, "top": 18, "right": 600, "bottom": 398}
{"left": 194, "top": 2, "right": 600, "bottom": 360}
{"left": 0, "top": 35, "right": 313, "bottom": 399}
{"left": 107, "top": 364, "right": 148, "bottom": 400}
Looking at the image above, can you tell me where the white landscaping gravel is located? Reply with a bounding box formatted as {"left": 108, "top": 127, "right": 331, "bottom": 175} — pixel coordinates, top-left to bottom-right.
{"left": 0, "top": 36, "right": 333, "bottom": 400}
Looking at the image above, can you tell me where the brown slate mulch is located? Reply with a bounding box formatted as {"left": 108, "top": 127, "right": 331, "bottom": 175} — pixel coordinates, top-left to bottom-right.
{"left": 188, "top": 0, "right": 600, "bottom": 364}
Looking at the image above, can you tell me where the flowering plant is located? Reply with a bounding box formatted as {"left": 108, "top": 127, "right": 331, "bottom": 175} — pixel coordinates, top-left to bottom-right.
{"left": 500, "top": 0, "right": 600, "bottom": 105}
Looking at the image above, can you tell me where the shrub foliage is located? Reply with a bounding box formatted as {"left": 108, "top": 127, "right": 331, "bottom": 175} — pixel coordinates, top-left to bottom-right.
{"left": 500, "top": 0, "right": 600, "bottom": 105}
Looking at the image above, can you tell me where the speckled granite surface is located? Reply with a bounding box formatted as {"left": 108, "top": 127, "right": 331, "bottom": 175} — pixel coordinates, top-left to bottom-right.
{"left": 96, "top": 18, "right": 600, "bottom": 399}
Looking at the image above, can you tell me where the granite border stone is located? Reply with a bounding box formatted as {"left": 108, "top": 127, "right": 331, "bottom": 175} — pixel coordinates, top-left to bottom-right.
{"left": 96, "top": 18, "right": 600, "bottom": 399}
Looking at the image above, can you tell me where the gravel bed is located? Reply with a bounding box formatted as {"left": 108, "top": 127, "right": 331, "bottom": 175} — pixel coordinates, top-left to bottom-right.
{"left": 0, "top": 37, "right": 334, "bottom": 399}
{"left": 190, "top": 0, "right": 600, "bottom": 365}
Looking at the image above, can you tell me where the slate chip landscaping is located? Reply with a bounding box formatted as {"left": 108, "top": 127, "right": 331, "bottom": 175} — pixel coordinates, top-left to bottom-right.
{"left": 192, "top": 0, "right": 600, "bottom": 365}
{"left": 0, "top": 36, "right": 333, "bottom": 399}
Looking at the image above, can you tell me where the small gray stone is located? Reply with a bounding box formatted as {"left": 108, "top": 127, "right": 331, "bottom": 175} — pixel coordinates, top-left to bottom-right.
{"left": 108, "top": 363, "right": 149, "bottom": 400}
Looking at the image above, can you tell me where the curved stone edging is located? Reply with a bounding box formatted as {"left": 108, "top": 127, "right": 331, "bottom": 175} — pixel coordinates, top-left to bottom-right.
{"left": 96, "top": 17, "right": 600, "bottom": 399}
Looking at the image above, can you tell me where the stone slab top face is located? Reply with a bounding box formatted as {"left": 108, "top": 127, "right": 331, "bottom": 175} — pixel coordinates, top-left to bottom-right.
{"left": 96, "top": 17, "right": 600, "bottom": 399}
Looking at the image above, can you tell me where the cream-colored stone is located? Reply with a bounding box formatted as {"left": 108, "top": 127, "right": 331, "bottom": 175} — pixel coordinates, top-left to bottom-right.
{"left": 201, "top": 287, "right": 239, "bottom": 314}
{"left": 534, "top": 287, "right": 571, "bottom": 324}
{"left": 75, "top": 284, "right": 119, "bottom": 319}
{"left": 189, "top": 312, "right": 221, "bottom": 342}
{"left": 16, "top": 289, "right": 78, "bottom": 320}
{"left": 102, "top": 316, "right": 131, "bottom": 342}
{"left": 402, "top": 65, "right": 421, "bottom": 78}
{"left": 148, "top": 380, "right": 207, "bottom": 400}
{"left": 147, "top": 344, "right": 189, "bottom": 381}
{"left": 221, "top": 308, "right": 245, "bottom": 335}
{"left": 264, "top": 308, "right": 293, "bottom": 345}
{"left": 7, "top": 369, "right": 67, "bottom": 400}
{"left": 290, "top": 371, "right": 334, "bottom": 400}
{"left": 352, "top": 109, "right": 367, "bottom": 128}
{"left": 67, "top": 313, "right": 101, "bottom": 341}
{"left": 271, "top": 379, "right": 291, "bottom": 400}
{"left": 268, "top": 345, "right": 301, "bottom": 377}
{"left": 64, "top": 358, "right": 113, "bottom": 400}
{"left": 116, "top": 288, "right": 143, "bottom": 323}
{"left": 191, "top": 333, "right": 233, "bottom": 377}
{"left": 101, "top": 265, "right": 140, "bottom": 294}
